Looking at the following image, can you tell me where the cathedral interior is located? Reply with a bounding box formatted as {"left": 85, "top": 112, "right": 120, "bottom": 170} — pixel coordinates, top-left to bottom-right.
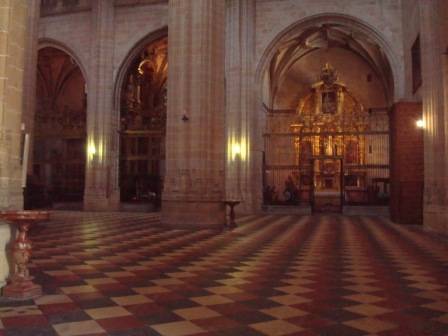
{"left": 0, "top": 0, "right": 447, "bottom": 335}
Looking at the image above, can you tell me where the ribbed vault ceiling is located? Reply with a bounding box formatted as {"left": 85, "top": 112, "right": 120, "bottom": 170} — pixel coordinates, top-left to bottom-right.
{"left": 268, "top": 23, "right": 394, "bottom": 107}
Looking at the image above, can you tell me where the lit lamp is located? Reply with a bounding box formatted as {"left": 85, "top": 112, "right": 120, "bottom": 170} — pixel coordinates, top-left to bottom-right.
{"left": 232, "top": 143, "right": 241, "bottom": 160}
{"left": 416, "top": 119, "right": 424, "bottom": 129}
{"left": 87, "top": 142, "right": 96, "bottom": 160}
{"left": 230, "top": 139, "right": 248, "bottom": 161}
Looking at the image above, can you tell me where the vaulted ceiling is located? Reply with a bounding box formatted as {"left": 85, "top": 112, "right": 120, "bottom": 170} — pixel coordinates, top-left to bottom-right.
{"left": 267, "top": 23, "right": 394, "bottom": 108}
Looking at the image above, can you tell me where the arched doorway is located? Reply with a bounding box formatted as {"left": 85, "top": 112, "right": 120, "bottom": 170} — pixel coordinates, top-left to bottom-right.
{"left": 118, "top": 36, "right": 167, "bottom": 210}
{"left": 31, "top": 46, "right": 87, "bottom": 209}
{"left": 259, "top": 19, "right": 395, "bottom": 213}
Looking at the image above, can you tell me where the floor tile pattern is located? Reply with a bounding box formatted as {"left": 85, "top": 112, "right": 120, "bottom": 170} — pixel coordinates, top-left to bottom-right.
{"left": 0, "top": 211, "right": 447, "bottom": 335}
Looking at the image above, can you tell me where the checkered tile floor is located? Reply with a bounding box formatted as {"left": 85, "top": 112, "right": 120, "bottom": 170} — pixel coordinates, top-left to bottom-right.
{"left": 1, "top": 212, "right": 448, "bottom": 336}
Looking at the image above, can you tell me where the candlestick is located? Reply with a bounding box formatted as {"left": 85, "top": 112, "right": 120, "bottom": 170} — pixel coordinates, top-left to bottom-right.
{"left": 21, "top": 133, "right": 29, "bottom": 188}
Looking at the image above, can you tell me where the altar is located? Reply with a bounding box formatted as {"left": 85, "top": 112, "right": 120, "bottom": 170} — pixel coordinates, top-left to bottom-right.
{"left": 311, "top": 156, "right": 343, "bottom": 212}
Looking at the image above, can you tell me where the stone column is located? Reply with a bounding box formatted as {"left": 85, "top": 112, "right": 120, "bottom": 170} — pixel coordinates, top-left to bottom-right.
{"left": 84, "top": 0, "right": 120, "bottom": 211}
{"left": 420, "top": 0, "right": 448, "bottom": 233}
{"left": 0, "top": 1, "right": 29, "bottom": 210}
{"left": 225, "top": 0, "right": 260, "bottom": 214}
{"left": 0, "top": 0, "right": 29, "bottom": 289}
{"left": 162, "top": 0, "right": 226, "bottom": 228}
{"left": 22, "top": 0, "right": 40, "bottom": 202}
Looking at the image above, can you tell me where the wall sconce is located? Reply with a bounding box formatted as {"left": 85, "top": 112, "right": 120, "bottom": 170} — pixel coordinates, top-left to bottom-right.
{"left": 232, "top": 143, "right": 241, "bottom": 160}
{"left": 416, "top": 119, "right": 424, "bottom": 129}
{"left": 182, "top": 114, "right": 189, "bottom": 122}
{"left": 87, "top": 142, "right": 96, "bottom": 160}
{"left": 229, "top": 139, "right": 247, "bottom": 161}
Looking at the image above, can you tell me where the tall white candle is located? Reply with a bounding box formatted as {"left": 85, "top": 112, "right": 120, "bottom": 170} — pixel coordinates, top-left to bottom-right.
{"left": 21, "top": 133, "right": 30, "bottom": 188}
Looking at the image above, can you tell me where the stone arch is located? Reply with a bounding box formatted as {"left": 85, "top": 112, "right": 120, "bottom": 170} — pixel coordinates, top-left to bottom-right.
{"left": 38, "top": 38, "right": 89, "bottom": 89}
{"left": 112, "top": 27, "right": 168, "bottom": 207}
{"left": 255, "top": 13, "right": 403, "bottom": 108}
{"left": 34, "top": 40, "right": 88, "bottom": 206}
{"left": 253, "top": 13, "right": 402, "bottom": 211}
{"left": 113, "top": 26, "right": 168, "bottom": 111}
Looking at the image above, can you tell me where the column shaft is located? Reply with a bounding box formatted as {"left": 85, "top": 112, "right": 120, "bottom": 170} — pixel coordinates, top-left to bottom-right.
{"left": 225, "top": 0, "right": 259, "bottom": 214}
{"left": 0, "top": 1, "right": 29, "bottom": 209}
{"left": 84, "top": 0, "right": 119, "bottom": 210}
{"left": 420, "top": 0, "right": 448, "bottom": 232}
{"left": 162, "top": 0, "right": 226, "bottom": 227}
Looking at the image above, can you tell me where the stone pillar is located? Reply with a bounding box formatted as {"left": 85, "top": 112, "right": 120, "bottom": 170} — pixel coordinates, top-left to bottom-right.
{"left": 0, "top": 0, "right": 29, "bottom": 289}
{"left": 420, "top": 0, "right": 448, "bottom": 233}
{"left": 225, "top": 0, "right": 260, "bottom": 214}
{"left": 162, "top": 0, "right": 226, "bottom": 228}
{"left": 0, "top": 1, "right": 29, "bottom": 210}
{"left": 84, "top": 0, "right": 120, "bottom": 211}
{"left": 390, "top": 102, "right": 423, "bottom": 225}
{"left": 22, "top": 0, "right": 40, "bottom": 209}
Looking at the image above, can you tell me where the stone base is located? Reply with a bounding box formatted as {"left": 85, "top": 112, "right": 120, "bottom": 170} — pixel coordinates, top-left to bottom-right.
{"left": 424, "top": 208, "right": 448, "bottom": 234}
{"left": 3, "top": 279, "right": 42, "bottom": 300}
{"left": 83, "top": 191, "right": 120, "bottom": 211}
{"left": 161, "top": 200, "right": 226, "bottom": 229}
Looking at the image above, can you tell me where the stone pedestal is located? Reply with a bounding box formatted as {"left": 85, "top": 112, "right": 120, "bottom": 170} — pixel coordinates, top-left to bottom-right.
{"left": 0, "top": 211, "right": 49, "bottom": 300}
{"left": 0, "top": 223, "right": 12, "bottom": 291}
{"left": 390, "top": 102, "right": 423, "bottom": 225}
{"left": 3, "top": 277, "right": 41, "bottom": 300}
{"left": 162, "top": 201, "right": 225, "bottom": 228}
{"left": 162, "top": 0, "right": 226, "bottom": 228}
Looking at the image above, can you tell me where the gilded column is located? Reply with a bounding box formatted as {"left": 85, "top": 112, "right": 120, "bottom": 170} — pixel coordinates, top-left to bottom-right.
{"left": 162, "top": 0, "right": 226, "bottom": 227}
{"left": 225, "top": 0, "right": 259, "bottom": 213}
{"left": 420, "top": 0, "right": 448, "bottom": 232}
{"left": 84, "top": 0, "right": 119, "bottom": 210}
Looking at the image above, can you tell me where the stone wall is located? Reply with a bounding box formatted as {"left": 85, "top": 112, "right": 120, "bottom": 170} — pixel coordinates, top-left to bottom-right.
{"left": 400, "top": 0, "right": 421, "bottom": 101}
{"left": 113, "top": 3, "right": 167, "bottom": 77}
{"left": 399, "top": 0, "right": 448, "bottom": 234}
{"left": 38, "top": 2, "right": 168, "bottom": 95}
{"left": 38, "top": 11, "right": 91, "bottom": 76}
{"left": 35, "top": 0, "right": 447, "bottom": 225}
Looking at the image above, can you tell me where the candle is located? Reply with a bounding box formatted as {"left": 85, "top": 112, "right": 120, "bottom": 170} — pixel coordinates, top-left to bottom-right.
{"left": 21, "top": 133, "right": 29, "bottom": 188}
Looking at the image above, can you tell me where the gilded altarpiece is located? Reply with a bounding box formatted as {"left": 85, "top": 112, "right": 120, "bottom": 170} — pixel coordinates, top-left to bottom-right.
{"left": 120, "top": 38, "right": 167, "bottom": 205}
{"left": 264, "top": 64, "right": 390, "bottom": 208}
